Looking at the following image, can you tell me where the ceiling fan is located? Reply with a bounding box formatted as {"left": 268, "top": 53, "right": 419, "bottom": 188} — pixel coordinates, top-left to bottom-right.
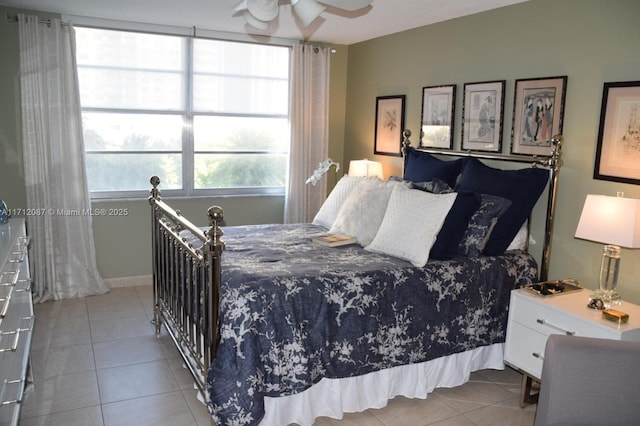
{"left": 234, "top": 0, "right": 374, "bottom": 30}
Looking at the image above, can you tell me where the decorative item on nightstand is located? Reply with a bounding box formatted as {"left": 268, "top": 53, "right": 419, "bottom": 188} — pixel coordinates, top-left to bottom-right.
{"left": 348, "top": 159, "right": 384, "bottom": 179}
{"left": 575, "top": 193, "right": 640, "bottom": 308}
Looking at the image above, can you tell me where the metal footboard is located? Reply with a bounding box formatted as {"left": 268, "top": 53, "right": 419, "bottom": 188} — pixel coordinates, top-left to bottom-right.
{"left": 148, "top": 176, "right": 224, "bottom": 398}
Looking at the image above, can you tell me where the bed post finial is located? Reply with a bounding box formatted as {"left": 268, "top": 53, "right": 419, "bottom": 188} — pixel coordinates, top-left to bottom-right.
{"left": 149, "top": 176, "right": 161, "bottom": 202}
{"left": 549, "top": 135, "right": 563, "bottom": 171}
{"left": 401, "top": 129, "right": 412, "bottom": 156}
{"left": 207, "top": 206, "right": 225, "bottom": 254}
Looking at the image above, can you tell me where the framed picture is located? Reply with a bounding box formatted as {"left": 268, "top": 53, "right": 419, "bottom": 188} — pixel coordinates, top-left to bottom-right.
{"left": 374, "top": 95, "right": 405, "bottom": 156}
{"left": 462, "top": 80, "right": 505, "bottom": 152}
{"left": 420, "top": 85, "right": 456, "bottom": 149}
{"left": 511, "top": 76, "right": 567, "bottom": 156}
{"left": 594, "top": 81, "right": 640, "bottom": 185}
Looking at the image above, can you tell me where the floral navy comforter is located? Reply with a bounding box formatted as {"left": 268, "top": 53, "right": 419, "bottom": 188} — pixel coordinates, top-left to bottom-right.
{"left": 203, "top": 223, "right": 538, "bottom": 425}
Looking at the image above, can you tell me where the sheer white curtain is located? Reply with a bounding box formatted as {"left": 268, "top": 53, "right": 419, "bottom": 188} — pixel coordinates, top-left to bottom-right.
{"left": 284, "top": 44, "right": 331, "bottom": 224}
{"left": 18, "top": 14, "right": 108, "bottom": 302}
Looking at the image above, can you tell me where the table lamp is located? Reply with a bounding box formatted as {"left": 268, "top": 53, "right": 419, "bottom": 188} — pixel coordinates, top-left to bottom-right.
{"left": 348, "top": 159, "right": 383, "bottom": 179}
{"left": 574, "top": 193, "right": 640, "bottom": 307}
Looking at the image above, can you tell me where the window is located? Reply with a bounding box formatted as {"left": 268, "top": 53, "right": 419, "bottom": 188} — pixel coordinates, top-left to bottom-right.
{"left": 75, "top": 27, "right": 290, "bottom": 199}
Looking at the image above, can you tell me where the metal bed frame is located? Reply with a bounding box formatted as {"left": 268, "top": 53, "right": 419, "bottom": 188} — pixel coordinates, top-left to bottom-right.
{"left": 147, "top": 130, "right": 563, "bottom": 415}
{"left": 148, "top": 175, "right": 224, "bottom": 399}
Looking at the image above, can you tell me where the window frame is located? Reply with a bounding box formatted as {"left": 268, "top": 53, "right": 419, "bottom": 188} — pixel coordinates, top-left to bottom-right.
{"left": 76, "top": 26, "right": 292, "bottom": 200}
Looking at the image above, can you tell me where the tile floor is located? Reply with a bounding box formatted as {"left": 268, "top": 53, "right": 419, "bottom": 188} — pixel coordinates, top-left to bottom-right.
{"left": 21, "top": 285, "right": 538, "bottom": 426}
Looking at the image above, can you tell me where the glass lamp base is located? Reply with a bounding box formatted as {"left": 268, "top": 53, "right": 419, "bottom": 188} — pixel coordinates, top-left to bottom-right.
{"left": 588, "top": 289, "right": 621, "bottom": 310}
{"left": 599, "top": 245, "right": 621, "bottom": 308}
{"left": 604, "top": 290, "right": 622, "bottom": 307}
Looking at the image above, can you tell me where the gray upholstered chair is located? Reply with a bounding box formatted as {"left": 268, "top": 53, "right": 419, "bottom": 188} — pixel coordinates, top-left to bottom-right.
{"left": 534, "top": 334, "right": 640, "bottom": 426}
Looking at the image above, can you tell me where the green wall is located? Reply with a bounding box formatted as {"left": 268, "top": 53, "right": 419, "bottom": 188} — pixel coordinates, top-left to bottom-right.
{"left": 344, "top": 0, "right": 640, "bottom": 303}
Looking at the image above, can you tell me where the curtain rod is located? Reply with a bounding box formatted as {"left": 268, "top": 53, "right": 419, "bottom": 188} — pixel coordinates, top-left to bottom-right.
{"left": 6, "top": 13, "right": 336, "bottom": 50}
{"left": 5, "top": 13, "right": 70, "bottom": 26}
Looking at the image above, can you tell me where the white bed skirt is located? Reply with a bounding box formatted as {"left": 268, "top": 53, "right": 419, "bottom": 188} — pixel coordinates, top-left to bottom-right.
{"left": 261, "top": 343, "right": 505, "bottom": 426}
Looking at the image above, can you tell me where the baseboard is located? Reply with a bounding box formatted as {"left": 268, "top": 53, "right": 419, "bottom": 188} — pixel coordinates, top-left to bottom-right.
{"left": 104, "top": 274, "right": 152, "bottom": 288}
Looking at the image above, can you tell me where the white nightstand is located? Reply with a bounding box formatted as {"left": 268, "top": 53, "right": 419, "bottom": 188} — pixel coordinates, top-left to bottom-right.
{"left": 504, "top": 287, "right": 640, "bottom": 407}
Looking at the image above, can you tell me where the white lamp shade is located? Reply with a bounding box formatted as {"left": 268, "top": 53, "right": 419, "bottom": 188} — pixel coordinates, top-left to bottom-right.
{"left": 292, "top": 0, "right": 325, "bottom": 26}
{"left": 348, "top": 159, "right": 383, "bottom": 179}
{"left": 575, "top": 194, "right": 640, "bottom": 248}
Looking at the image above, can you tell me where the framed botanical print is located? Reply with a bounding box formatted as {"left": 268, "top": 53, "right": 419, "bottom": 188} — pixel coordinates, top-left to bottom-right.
{"left": 594, "top": 81, "right": 640, "bottom": 185}
{"left": 374, "top": 95, "right": 405, "bottom": 156}
{"left": 511, "top": 76, "right": 567, "bottom": 156}
{"left": 462, "top": 80, "right": 505, "bottom": 152}
{"left": 420, "top": 85, "right": 456, "bottom": 149}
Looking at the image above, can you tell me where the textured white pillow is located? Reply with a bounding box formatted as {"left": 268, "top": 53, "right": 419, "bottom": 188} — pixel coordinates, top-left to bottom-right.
{"left": 366, "top": 185, "right": 457, "bottom": 267}
{"left": 329, "top": 178, "right": 404, "bottom": 246}
{"left": 312, "top": 175, "right": 367, "bottom": 228}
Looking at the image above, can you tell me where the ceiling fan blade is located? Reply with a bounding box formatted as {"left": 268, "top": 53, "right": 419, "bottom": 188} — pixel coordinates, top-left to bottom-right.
{"left": 316, "top": 0, "right": 373, "bottom": 11}
{"left": 292, "top": 0, "right": 326, "bottom": 27}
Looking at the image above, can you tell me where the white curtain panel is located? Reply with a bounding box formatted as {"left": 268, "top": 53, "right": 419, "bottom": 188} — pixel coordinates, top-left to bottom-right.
{"left": 18, "top": 15, "right": 108, "bottom": 302}
{"left": 285, "top": 44, "right": 330, "bottom": 224}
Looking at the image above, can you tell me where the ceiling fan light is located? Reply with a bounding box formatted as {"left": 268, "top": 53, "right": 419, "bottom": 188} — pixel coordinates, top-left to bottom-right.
{"left": 241, "top": 11, "right": 272, "bottom": 30}
{"left": 247, "top": 0, "right": 279, "bottom": 22}
{"left": 292, "top": 0, "right": 325, "bottom": 27}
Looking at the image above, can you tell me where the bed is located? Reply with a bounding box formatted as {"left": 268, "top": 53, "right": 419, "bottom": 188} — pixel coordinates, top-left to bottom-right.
{"left": 148, "top": 132, "right": 562, "bottom": 426}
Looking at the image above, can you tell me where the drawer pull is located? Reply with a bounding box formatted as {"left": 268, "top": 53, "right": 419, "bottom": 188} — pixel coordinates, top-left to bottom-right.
{"left": 12, "top": 236, "right": 30, "bottom": 264}
{"left": 0, "top": 316, "right": 32, "bottom": 353}
{"left": 0, "top": 315, "right": 35, "bottom": 353}
{"left": 0, "top": 287, "right": 14, "bottom": 318}
{"left": 19, "top": 315, "right": 35, "bottom": 332}
{"left": 0, "top": 268, "right": 20, "bottom": 286}
{"left": 9, "top": 248, "right": 27, "bottom": 264}
{"left": 0, "top": 378, "right": 26, "bottom": 405}
{"left": 0, "top": 329, "right": 20, "bottom": 353}
{"left": 18, "top": 235, "right": 31, "bottom": 248}
{"left": 16, "top": 279, "right": 32, "bottom": 292}
{"left": 536, "top": 318, "right": 576, "bottom": 336}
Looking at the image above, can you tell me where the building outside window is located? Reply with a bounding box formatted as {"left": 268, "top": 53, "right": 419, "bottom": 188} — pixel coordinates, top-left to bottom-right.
{"left": 75, "top": 27, "right": 291, "bottom": 199}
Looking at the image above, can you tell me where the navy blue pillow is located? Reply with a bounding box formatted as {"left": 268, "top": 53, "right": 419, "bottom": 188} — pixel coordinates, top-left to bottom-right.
{"left": 457, "top": 194, "right": 512, "bottom": 257}
{"left": 455, "top": 158, "right": 549, "bottom": 256}
{"left": 410, "top": 177, "right": 453, "bottom": 194}
{"left": 403, "top": 148, "right": 465, "bottom": 188}
{"left": 430, "top": 191, "right": 482, "bottom": 260}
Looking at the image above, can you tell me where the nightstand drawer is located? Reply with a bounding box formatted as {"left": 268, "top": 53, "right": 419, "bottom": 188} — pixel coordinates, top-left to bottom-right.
{"left": 510, "top": 292, "right": 619, "bottom": 340}
{"left": 504, "top": 321, "right": 547, "bottom": 379}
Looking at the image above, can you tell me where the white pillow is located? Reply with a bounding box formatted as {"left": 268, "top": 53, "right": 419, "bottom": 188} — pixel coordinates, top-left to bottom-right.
{"left": 506, "top": 221, "right": 536, "bottom": 251}
{"left": 366, "top": 185, "right": 457, "bottom": 267}
{"left": 329, "top": 178, "right": 405, "bottom": 246}
{"left": 312, "top": 175, "right": 367, "bottom": 228}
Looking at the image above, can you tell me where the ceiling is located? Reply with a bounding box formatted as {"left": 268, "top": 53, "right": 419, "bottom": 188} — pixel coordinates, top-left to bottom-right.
{"left": 0, "top": 0, "right": 529, "bottom": 44}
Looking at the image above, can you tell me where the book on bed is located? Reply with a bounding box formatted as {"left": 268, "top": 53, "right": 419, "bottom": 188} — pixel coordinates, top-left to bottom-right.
{"left": 312, "top": 234, "right": 357, "bottom": 247}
